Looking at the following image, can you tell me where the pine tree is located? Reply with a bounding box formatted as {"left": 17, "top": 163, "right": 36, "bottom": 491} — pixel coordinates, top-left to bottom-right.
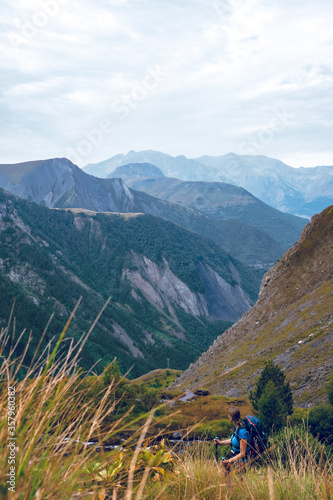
{"left": 257, "top": 380, "right": 286, "bottom": 433}
{"left": 249, "top": 360, "right": 293, "bottom": 432}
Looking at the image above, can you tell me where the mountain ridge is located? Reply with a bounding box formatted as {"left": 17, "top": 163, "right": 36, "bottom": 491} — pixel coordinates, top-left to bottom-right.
{"left": 0, "top": 158, "right": 293, "bottom": 267}
{"left": 83, "top": 150, "right": 333, "bottom": 217}
{"left": 116, "top": 167, "right": 306, "bottom": 249}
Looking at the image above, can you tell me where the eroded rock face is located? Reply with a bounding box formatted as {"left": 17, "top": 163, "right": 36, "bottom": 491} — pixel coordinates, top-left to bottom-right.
{"left": 124, "top": 252, "right": 251, "bottom": 322}
{"left": 198, "top": 261, "right": 251, "bottom": 321}
{"left": 112, "top": 322, "right": 144, "bottom": 359}
{"left": 124, "top": 253, "right": 209, "bottom": 321}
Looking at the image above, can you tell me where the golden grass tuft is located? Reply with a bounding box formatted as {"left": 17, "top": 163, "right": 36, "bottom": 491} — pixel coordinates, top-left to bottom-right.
{"left": 0, "top": 301, "right": 174, "bottom": 499}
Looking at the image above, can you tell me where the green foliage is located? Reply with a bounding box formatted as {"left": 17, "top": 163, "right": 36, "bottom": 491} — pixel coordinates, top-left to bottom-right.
{"left": 85, "top": 440, "right": 174, "bottom": 492}
{"left": 250, "top": 360, "right": 293, "bottom": 433}
{"left": 250, "top": 360, "right": 293, "bottom": 415}
{"left": 308, "top": 404, "right": 333, "bottom": 446}
{"left": 289, "top": 408, "right": 309, "bottom": 427}
{"left": 257, "top": 380, "right": 286, "bottom": 433}
{"left": 190, "top": 418, "right": 232, "bottom": 440}
{"left": 79, "top": 365, "right": 161, "bottom": 419}
{"left": 102, "top": 360, "right": 122, "bottom": 386}
{"left": 306, "top": 374, "right": 333, "bottom": 446}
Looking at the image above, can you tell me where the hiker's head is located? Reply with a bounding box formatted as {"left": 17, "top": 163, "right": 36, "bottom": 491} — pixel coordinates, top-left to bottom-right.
{"left": 227, "top": 406, "right": 242, "bottom": 426}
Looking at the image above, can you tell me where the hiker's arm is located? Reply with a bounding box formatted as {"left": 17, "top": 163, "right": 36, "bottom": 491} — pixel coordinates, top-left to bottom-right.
{"left": 239, "top": 438, "right": 247, "bottom": 459}
{"left": 214, "top": 438, "right": 231, "bottom": 445}
{"left": 225, "top": 439, "right": 247, "bottom": 463}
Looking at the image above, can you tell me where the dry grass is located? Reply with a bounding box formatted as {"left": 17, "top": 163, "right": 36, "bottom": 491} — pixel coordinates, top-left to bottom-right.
{"left": 1, "top": 301, "right": 332, "bottom": 499}
{"left": 142, "top": 436, "right": 333, "bottom": 500}
{"left": 0, "top": 301, "right": 171, "bottom": 499}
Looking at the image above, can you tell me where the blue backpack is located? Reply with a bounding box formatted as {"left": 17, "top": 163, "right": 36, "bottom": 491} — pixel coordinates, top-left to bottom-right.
{"left": 235, "top": 415, "right": 268, "bottom": 458}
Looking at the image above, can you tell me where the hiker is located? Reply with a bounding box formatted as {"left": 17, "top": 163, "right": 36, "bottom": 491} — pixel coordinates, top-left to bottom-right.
{"left": 214, "top": 406, "right": 249, "bottom": 470}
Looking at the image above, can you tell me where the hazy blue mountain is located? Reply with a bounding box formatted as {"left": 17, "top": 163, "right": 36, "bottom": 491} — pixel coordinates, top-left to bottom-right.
{"left": 108, "top": 162, "right": 165, "bottom": 179}
{"left": 84, "top": 150, "right": 209, "bottom": 180}
{"left": 197, "top": 154, "right": 333, "bottom": 218}
{"left": 0, "top": 158, "right": 287, "bottom": 266}
{"left": 84, "top": 151, "right": 333, "bottom": 217}
{"left": 0, "top": 188, "right": 262, "bottom": 376}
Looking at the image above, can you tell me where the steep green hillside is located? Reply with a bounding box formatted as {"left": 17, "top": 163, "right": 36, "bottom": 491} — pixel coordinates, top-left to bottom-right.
{"left": 171, "top": 206, "right": 333, "bottom": 406}
{"left": 0, "top": 189, "right": 262, "bottom": 377}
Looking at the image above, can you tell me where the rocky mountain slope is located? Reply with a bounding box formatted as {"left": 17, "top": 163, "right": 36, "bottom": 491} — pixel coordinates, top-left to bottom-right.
{"left": 0, "top": 188, "right": 262, "bottom": 377}
{"left": 170, "top": 206, "right": 333, "bottom": 406}
{"left": 117, "top": 166, "right": 306, "bottom": 249}
{"left": 84, "top": 150, "right": 333, "bottom": 218}
{"left": 0, "top": 158, "right": 289, "bottom": 267}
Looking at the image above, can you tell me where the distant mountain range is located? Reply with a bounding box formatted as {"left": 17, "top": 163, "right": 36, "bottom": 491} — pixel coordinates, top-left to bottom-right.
{"left": 113, "top": 163, "right": 306, "bottom": 250}
{"left": 84, "top": 150, "right": 333, "bottom": 218}
{"left": 0, "top": 188, "right": 262, "bottom": 376}
{"left": 0, "top": 158, "right": 306, "bottom": 267}
{"left": 171, "top": 205, "right": 333, "bottom": 406}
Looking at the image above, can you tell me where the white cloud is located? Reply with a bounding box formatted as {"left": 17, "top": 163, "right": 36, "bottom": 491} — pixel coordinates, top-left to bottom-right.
{"left": 0, "top": 0, "right": 332, "bottom": 167}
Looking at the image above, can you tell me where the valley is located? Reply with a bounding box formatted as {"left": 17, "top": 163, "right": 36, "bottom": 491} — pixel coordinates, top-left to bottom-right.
{"left": 0, "top": 187, "right": 262, "bottom": 377}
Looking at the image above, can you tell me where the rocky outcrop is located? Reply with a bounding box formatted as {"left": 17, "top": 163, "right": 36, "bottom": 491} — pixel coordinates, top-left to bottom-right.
{"left": 112, "top": 322, "right": 144, "bottom": 359}
{"left": 124, "top": 253, "right": 209, "bottom": 320}
{"left": 198, "top": 261, "right": 251, "bottom": 321}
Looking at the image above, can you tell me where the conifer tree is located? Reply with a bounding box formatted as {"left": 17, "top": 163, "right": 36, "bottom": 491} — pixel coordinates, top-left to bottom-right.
{"left": 257, "top": 380, "right": 286, "bottom": 433}
{"left": 250, "top": 360, "right": 293, "bottom": 432}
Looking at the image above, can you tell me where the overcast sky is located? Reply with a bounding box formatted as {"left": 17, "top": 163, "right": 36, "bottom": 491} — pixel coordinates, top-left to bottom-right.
{"left": 1, "top": 0, "right": 333, "bottom": 168}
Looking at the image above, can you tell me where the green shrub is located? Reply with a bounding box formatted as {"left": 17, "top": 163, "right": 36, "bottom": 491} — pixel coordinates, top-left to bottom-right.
{"left": 289, "top": 408, "right": 309, "bottom": 427}
{"left": 308, "top": 404, "right": 333, "bottom": 446}
{"left": 258, "top": 380, "right": 287, "bottom": 433}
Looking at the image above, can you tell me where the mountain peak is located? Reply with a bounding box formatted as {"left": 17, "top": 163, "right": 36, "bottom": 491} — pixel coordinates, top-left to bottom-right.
{"left": 108, "top": 162, "right": 165, "bottom": 180}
